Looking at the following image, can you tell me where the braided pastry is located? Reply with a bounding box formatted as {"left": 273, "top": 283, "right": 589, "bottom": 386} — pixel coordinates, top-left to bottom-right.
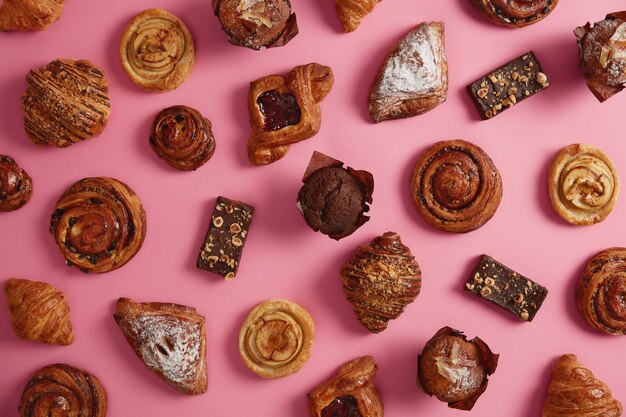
{"left": 341, "top": 232, "right": 421, "bottom": 333}
{"left": 247, "top": 63, "right": 333, "bottom": 165}
{"left": 334, "top": 0, "right": 380, "bottom": 32}
{"left": 576, "top": 248, "right": 626, "bottom": 335}
{"left": 49, "top": 177, "right": 147, "bottom": 273}
{"left": 19, "top": 363, "right": 107, "bottom": 417}
{"left": 149, "top": 105, "right": 216, "bottom": 170}
{"left": 21, "top": 59, "right": 110, "bottom": 148}
{"left": 548, "top": 144, "right": 619, "bottom": 226}
{"left": 0, "top": 0, "right": 65, "bottom": 31}
{"left": 4, "top": 278, "right": 74, "bottom": 345}
{"left": 411, "top": 140, "right": 503, "bottom": 233}
{"left": 0, "top": 155, "right": 32, "bottom": 212}
{"left": 119, "top": 9, "right": 195, "bottom": 92}
{"left": 469, "top": 0, "right": 559, "bottom": 28}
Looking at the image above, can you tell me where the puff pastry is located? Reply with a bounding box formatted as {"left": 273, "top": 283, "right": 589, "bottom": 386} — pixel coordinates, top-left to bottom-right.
{"left": 21, "top": 59, "right": 110, "bottom": 148}
{"left": 368, "top": 22, "right": 447, "bottom": 123}
{"left": 120, "top": 9, "right": 195, "bottom": 92}
{"left": 19, "top": 363, "right": 107, "bottom": 417}
{"left": 548, "top": 144, "right": 619, "bottom": 226}
{"left": 543, "top": 354, "right": 622, "bottom": 417}
{"left": 469, "top": 0, "right": 559, "bottom": 28}
{"left": 307, "top": 356, "right": 383, "bottom": 417}
{"left": 576, "top": 248, "right": 626, "bottom": 336}
{"left": 334, "top": 0, "right": 380, "bottom": 32}
{"left": 411, "top": 140, "right": 503, "bottom": 233}
{"left": 247, "top": 63, "right": 333, "bottom": 165}
{"left": 49, "top": 177, "right": 147, "bottom": 273}
{"left": 0, "top": 0, "right": 65, "bottom": 31}
{"left": 114, "top": 297, "right": 208, "bottom": 395}
{"left": 239, "top": 299, "right": 314, "bottom": 378}
{"left": 150, "top": 105, "right": 216, "bottom": 170}
{"left": 0, "top": 155, "right": 32, "bottom": 212}
{"left": 4, "top": 278, "right": 73, "bottom": 346}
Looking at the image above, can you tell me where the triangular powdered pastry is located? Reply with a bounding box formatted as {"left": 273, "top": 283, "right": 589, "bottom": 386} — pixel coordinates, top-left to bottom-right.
{"left": 543, "top": 354, "right": 622, "bottom": 417}
{"left": 368, "top": 21, "right": 447, "bottom": 123}
{"left": 114, "top": 297, "right": 207, "bottom": 395}
{"left": 334, "top": 0, "right": 380, "bottom": 32}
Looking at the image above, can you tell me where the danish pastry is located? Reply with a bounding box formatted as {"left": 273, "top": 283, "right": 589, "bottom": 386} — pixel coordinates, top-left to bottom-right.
{"left": 0, "top": 0, "right": 65, "bottom": 31}
{"left": 469, "top": 0, "right": 559, "bottom": 28}
{"left": 0, "top": 155, "right": 32, "bottom": 212}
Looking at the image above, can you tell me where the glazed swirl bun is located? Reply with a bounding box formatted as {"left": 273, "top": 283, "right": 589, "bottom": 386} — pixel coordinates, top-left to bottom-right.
{"left": 410, "top": 140, "right": 503, "bottom": 233}
{"left": 469, "top": 0, "right": 559, "bottom": 28}
{"left": 577, "top": 248, "right": 626, "bottom": 335}
{"left": 149, "top": 105, "right": 216, "bottom": 170}
{"left": 548, "top": 144, "right": 619, "bottom": 226}
{"left": 0, "top": 155, "right": 32, "bottom": 212}
{"left": 19, "top": 363, "right": 107, "bottom": 417}
{"left": 239, "top": 299, "right": 314, "bottom": 378}
{"left": 120, "top": 9, "right": 194, "bottom": 92}
{"left": 49, "top": 177, "right": 147, "bottom": 273}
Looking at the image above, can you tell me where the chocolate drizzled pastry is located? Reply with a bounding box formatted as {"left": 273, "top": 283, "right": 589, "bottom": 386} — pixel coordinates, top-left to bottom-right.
{"left": 341, "top": 232, "right": 421, "bottom": 333}
{"left": 417, "top": 326, "right": 499, "bottom": 411}
{"left": 297, "top": 152, "right": 373, "bottom": 240}
{"left": 212, "top": 0, "right": 298, "bottom": 49}
{"left": 0, "top": 155, "right": 32, "bottom": 212}
{"left": 575, "top": 12, "right": 626, "bottom": 102}
{"left": 0, "top": 0, "right": 66, "bottom": 31}
{"left": 21, "top": 59, "right": 110, "bottom": 148}
{"left": 469, "top": 0, "right": 559, "bottom": 28}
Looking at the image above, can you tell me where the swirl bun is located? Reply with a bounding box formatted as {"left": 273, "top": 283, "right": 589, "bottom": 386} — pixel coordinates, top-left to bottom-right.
{"left": 548, "top": 144, "right": 619, "bottom": 226}
{"left": 149, "top": 105, "right": 216, "bottom": 170}
{"left": 49, "top": 177, "right": 147, "bottom": 273}
{"left": 577, "top": 248, "right": 626, "bottom": 335}
{"left": 19, "top": 363, "right": 107, "bottom": 417}
{"left": 469, "top": 0, "right": 559, "bottom": 28}
{"left": 410, "top": 140, "right": 503, "bottom": 233}
{"left": 0, "top": 155, "right": 32, "bottom": 212}
{"left": 120, "top": 9, "right": 194, "bottom": 92}
{"left": 239, "top": 299, "right": 314, "bottom": 378}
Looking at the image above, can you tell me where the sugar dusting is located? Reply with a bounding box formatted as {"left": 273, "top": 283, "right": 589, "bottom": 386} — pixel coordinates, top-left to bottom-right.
{"left": 434, "top": 341, "right": 481, "bottom": 394}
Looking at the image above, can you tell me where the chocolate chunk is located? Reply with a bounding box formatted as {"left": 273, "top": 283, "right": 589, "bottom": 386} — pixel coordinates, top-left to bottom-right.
{"left": 464, "top": 255, "right": 548, "bottom": 321}
{"left": 196, "top": 196, "right": 254, "bottom": 280}
{"left": 467, "top": 51, "right": 549, "bottom": 120}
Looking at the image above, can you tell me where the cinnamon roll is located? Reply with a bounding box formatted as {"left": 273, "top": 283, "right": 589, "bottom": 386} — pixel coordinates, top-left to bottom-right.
{"left": 0, "top": 155, "right": 32, "bottom": 212}
{"left": 410, "top": 140, "right": 503, "bottom": 233}
{"left": 469, "top": 0, "right": 559, "bottom": 28}
{"left": 576, "top": 248, "right": 626, "bottom": 335}
{"left": 548, "top": 144, "right": 619, "bottom": 226}
{"left": 49, "top": 177, "right": 147, "bottom": 273}
{"left": 149, "top": 105, "right": 216, "bottom": 170}
{"left": 19, "top": 363, "right": 107, "bottom": 417}
{"left": 119, "top": 9, "right": 195, "bottom": 92}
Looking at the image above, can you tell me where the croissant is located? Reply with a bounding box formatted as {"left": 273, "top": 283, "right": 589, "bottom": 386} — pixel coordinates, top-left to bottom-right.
{"left": 0, "top": 0, "right": 65, "bottom": 31}
{"left": 334, "top": 0, "right": 380, "bottom": 32}
{"left": 4, "top": 278, "right": 74, "bottom": 346}
{"left": 247, "top": 63, "right": 334, "bottom": 165}
{"left": 543, "top": 354, "right": 622, "bottom": 417}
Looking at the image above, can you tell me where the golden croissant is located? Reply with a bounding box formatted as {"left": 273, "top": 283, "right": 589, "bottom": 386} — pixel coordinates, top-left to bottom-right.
{"left": 334, "top": 0, "right": 380, "bottom": 32}
{"left": 0, "top": 0, "right": 65, "bottom": 31}
{"left": 4, "top": 278, "right": 74, "bottom": 345}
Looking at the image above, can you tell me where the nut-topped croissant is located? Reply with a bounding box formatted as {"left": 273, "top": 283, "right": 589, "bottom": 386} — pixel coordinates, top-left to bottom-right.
{"left": 341, "top": 232, "right": 421, "bottom": 333}
{"left": 334, "top": 0, "right": 380, "bottom": 32}
{"left": 0, "top": 0, "right": 65, "bottom": 31}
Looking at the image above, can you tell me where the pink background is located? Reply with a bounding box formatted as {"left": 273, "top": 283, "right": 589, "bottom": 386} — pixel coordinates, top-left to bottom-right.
{"left": 1, "top": 0, "right": 625, "bottom": 415}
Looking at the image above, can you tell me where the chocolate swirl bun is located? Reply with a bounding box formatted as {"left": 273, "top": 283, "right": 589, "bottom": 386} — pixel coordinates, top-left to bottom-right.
{"left": 119, "top": 9, "right": 195, "bottom": 92}
{"left": 50, "top": 177, "right": 147, "bottom": 273}
{"left": 410, "top": 140, "right": 503, "bottom": 233}
{"left": 548, "top": 144, "right": 619, "bottom": 226}
{"left": 19, "top": 363, "right": 107, "bottom": 417}
{"left": 576, "top": 248, "right": 626, "bottom": 335}
{"left": 469, "top": 0, "right": 559, "bottom": 28}
{"left": 149, "top": 105, "right": 216, "bottom": 170}
{"left": 0, "top": 155, "right": 32, "bottom": 212}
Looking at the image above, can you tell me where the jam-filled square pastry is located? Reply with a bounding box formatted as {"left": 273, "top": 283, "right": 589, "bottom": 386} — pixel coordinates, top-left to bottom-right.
{"left": 247, "top": 63, "right": 333, "bottom": 165}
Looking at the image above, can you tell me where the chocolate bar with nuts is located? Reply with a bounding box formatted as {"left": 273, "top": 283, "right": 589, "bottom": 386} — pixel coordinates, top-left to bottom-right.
{"left": 467, "top": 51, "right": 549, "bottom": 119}
{"left": 196, "top": 196, "right": 254, "bottom": 280}
{"left": 464, "top": 255, "right": 548, "bottom": 321}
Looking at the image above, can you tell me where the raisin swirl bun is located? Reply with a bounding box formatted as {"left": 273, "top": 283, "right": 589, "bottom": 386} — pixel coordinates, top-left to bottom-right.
{"left": 19, "top": 363, "right": 107, "bottom": 417}
{"left": 469, "top": 0, "right": 559, "bottom": 28}
{"left": 149, "top": 105, "right": 216, "bottom": 170}
{"left": 0, "top": 155, "right": 32, "bottom": 212}
{"left": 576, "top": 248, "right": 626, "bottom": 335}
{"left": 410, "top": 140, "right": 503, "bottom": 233}
{"left": 49, "top": 177, "right": 147, "bottom": 273}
